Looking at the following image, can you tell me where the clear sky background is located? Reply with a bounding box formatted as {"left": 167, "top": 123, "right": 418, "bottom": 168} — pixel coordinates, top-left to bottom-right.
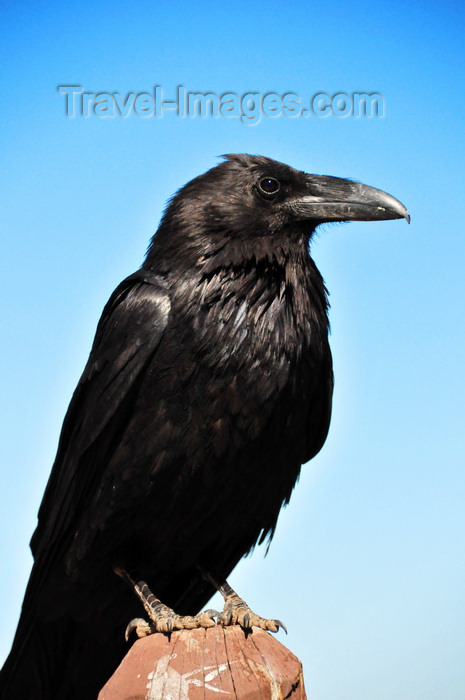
{"left": 1, "top": 2, "right": 464, "bottom": 699}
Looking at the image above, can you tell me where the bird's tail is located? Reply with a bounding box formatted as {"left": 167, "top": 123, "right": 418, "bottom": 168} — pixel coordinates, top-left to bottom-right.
{"left": 0, "top": 611, "right": 63, "bottom": 700}
{"left": 1, "top": 575, "right": 131, "bottom": 700}
{"left": 0, "top": 609, "right": 111, "bottom": 700}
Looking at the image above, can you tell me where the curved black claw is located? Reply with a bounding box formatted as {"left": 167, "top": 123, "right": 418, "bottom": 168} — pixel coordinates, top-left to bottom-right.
{"left": 216, "top": 611, "right": 229, "bottom": 625}
{"left": 275, "top": 619, "right": 288, "bottom": 635}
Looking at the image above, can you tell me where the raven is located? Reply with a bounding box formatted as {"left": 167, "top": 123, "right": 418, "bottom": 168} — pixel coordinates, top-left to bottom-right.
{"left": 0, "top": 154, "right": 409, "bottom": 699}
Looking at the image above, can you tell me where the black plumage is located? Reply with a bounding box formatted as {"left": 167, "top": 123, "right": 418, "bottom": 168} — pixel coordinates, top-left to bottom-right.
{"left": 0, "top": 154, "right": 409, "bottom": 699}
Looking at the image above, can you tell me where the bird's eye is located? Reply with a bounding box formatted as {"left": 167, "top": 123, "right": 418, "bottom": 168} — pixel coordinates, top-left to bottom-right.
{"left": 257, "top": 177, "right": 281, "bottom": 198}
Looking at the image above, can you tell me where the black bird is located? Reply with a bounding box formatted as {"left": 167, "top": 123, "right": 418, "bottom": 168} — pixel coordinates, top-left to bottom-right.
{"left": 0, "top": 154, "right": 409, "bottom": 699}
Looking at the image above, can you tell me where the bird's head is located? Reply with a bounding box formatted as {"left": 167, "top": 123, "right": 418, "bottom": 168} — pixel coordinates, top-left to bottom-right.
{"left": 146, "top": 154, "right": 409, "bottom": 271}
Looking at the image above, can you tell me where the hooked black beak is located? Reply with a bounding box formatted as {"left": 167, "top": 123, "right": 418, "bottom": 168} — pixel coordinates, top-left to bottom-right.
{"left": 288, "top": 175, "right": 410, "bottom": 224}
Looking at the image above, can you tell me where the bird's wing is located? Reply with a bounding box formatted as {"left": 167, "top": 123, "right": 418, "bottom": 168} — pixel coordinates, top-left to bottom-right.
{"left": 30, "top": 270, "right": 170, "bottom": 561}
{"left": 304, "top": 349, "right": 334, "bottom": 464}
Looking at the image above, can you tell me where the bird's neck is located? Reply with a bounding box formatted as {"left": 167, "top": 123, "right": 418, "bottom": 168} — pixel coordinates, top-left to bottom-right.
{"left": 144, "top": 226, "right": 330, "bottom": 350}
{"left": 160, "top": 243, "right": 330, "bottom": 364}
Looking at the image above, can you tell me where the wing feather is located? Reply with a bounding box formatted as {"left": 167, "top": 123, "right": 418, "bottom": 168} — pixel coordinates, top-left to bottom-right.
{"left": 30, "top": 271, "right": 170, "bottom": 561}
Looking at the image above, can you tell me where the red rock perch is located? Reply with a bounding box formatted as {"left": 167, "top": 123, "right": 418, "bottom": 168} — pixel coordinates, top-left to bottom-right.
{"left": 98, "top": 625, "right": 306, "bottom": 699}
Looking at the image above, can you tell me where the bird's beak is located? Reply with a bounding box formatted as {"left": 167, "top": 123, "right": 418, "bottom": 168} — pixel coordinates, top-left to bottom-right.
{"left": 289, "top": 176, "right": 410, "bottom": 224}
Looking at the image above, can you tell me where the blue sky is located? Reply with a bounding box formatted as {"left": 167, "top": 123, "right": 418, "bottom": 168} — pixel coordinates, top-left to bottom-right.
{"left": 1, "top": 1, "right": 464, "bottom": 698}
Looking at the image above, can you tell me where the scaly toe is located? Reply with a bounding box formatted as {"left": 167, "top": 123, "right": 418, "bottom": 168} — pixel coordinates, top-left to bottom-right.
{"left": 125, "top": 608, "right": 222, "bottom": 638}
{"left": 125, "top": 617, "right": 154, "bottom": 640}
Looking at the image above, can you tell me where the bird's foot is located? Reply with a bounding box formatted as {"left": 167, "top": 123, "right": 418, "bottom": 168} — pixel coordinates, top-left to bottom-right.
{"left": 124, "top": 605, "right": 221, "bottom": 639}
{"left": 115, "top": 568, "right": 222, "bottom": 639}
{"left": 219, "top": 589, "right": 287, "bottom": 633}
{"left": 200, "top": 569, "right": 287, "bottom": 633}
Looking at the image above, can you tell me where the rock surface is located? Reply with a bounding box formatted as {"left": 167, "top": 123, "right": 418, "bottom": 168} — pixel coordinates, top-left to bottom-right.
{"left": 98, "top": 625, "right": 306, "bottom": 699}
